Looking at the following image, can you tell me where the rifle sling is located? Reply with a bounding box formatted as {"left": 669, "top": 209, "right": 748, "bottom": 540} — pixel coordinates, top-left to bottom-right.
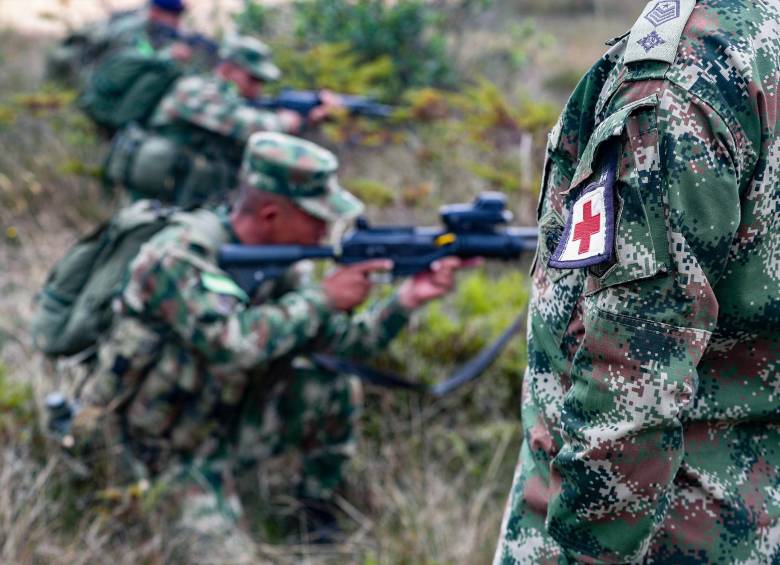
{"left": 310, "top": 311, "right": 525, "bottom": 398}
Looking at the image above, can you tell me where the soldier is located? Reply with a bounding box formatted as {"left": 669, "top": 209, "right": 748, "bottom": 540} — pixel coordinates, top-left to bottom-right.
{"left": 110, "top": 34, "right": 338, "bottom": 208}
{"left": 76, "top": 132, "right": 470, "bottom": 552}
{"left": 495, "top": 1, "right": 780, "bottom": 563}
{"left": 46, "top": 0, "right": 195, "bottom": 85}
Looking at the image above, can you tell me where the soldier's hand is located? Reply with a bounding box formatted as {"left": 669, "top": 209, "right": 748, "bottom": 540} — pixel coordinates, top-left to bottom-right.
{"left": 308, "top": 90, "right": 344, "bottom": 125}
{"left": 397, "top": 257, "right": 482, "bottom": 310}
{"left": 322, "top": 259, "right": 393, "bottom": 311}
{"left": 169, "top": 42, "right": 193, "bottom": 63}
{"left": 278, "top": 109, "right": 305, "bottom": 134}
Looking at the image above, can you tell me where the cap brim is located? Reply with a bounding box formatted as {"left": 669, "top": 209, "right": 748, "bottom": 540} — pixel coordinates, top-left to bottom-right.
{"left": 253, "top": 61, "right": 281, "bottom": 82}
{"left": 296, "top": 179, "right": 364, "bottom": 223}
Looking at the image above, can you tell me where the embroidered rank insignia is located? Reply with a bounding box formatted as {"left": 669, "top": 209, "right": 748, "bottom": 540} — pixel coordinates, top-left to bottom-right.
{"left": 624, "top": 0, "right": 696, "bottom": 65}
{"left": 645, "top": 0, "right": 680, "bottom": 27}
{"left": 549, "top": 155, "right": 617, "bottom": 269}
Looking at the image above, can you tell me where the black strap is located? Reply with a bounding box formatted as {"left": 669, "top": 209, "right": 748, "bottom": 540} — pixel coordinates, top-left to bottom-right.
{"left": 310, "top": 311, "right": 526, "bottom": 398}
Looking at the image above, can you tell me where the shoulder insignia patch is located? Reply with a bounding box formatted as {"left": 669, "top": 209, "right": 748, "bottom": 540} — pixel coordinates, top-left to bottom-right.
{"left": 624, "top": 0, "right": 696, "bottom": 65}
{"left": 549, "top": 154, "right": 617, "bottom": 269}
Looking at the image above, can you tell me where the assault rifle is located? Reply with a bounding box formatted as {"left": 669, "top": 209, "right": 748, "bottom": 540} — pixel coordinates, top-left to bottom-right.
{"left": 219, "top": 192, "right": 537, "bottom": 295}
{"left": 249, "top": 89, "right": 394, "bottom": 120}
{"left": 219, "top": 192, "right": 537, "bottom": 397}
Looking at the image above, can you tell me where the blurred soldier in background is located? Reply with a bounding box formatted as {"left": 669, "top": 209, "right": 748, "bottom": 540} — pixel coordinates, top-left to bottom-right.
{"left": 75, "top": 132, "right": 470, "bottom": 555}
{"left": 103, "top": 35, "right": 340, "bottom": 209}
{"left": 46, "top": 0, "right": 198, "bottom": 86}
{"left": 495, "top": 0, "right": 780, "bottom": 563}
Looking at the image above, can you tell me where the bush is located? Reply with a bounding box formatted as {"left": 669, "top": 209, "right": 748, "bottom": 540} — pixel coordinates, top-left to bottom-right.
{"left": 233, "top": 0, "right": 272, "bottom": 36}
{"left": 292, "top": 0, "right": 456, "bottom": 98}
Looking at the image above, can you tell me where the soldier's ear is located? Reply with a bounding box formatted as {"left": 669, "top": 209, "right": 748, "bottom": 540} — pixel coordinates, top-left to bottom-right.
{"left": 257, "top": 201, "right": 279, "bottom": 226}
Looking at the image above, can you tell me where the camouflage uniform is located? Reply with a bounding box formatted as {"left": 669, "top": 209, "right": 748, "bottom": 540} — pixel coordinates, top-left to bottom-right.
{"left": 496, "top": 1, "right": 780, "bottom": 563}
{"left": 139, "top": 36, "right": 293, "bottom": 206}
{"left": 46, "top": 4, "right": 185, "bottom": 86}
{"left": 81, "top": 134, "right": 399, "bottom": 532}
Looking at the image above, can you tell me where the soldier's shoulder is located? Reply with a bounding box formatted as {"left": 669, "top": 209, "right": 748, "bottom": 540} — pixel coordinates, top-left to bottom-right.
{"left": 168, "top": 74, "right": 223, "bottom": 102}
{"left": 613, "top": 1, "right": 777, "bottom": 147}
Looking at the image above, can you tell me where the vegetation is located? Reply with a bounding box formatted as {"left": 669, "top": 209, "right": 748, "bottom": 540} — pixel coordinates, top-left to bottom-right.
{"left": 0, "top": 1, "right": 635, "bottom": 563}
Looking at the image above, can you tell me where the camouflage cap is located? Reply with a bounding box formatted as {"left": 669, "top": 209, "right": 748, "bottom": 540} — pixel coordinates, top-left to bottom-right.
{"left": 219, "top": 35, "right": 281, "bottom": 82}
{"left": 240, "top": 132, "right": 364, "bottom": 223}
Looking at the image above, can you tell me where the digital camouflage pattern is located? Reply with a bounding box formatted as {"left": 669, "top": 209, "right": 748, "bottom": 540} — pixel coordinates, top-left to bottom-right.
{"left": 241, "top": 132, "right": 364, "bottom": 222}
{"left": 136, "top": 76, "right": 297, "bottom": 207}
{"left": 80, "top": 207, "right": 410, "bottom": 521}
{"left": 496, "top": 0, "right": 780, "bottom": 563}
{"left": 149, "top": 75, "right": 291, "bottom": 140}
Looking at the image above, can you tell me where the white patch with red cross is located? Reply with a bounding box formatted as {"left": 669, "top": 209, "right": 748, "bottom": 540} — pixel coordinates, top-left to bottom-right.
{"left": 548, "top": 163, "right": 616, "bottom": 269}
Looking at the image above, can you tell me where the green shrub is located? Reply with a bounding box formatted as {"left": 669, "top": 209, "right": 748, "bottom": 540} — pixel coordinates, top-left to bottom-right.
{"left": 387, "top": 268, "right": 529, "bottom": 393}
{"left": 0, "top": 363, "right": 35, "bottom": 440}
{"left": 292, "top": 0, "right": 456, "bottom": 98}
{"left": 344, "top": 177, "right": 397, "bottom": 207}
{"left": 233, "top": 0, "right": 272, "bottom": 36}
{"left": 270, "top": 42, "right": 395, "bottom": 96}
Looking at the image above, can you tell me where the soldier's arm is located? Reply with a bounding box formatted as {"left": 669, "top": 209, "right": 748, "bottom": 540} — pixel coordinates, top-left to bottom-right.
{"left": 314, "top": 293, "right": 412, "bottom": 358}
{"left": 157, "top": 77, "right": 293, "bottom": 139}
{"left": 546, "top": 82, "right": 744, "bottom": 562}
{"left": 123, "top": 241, "right": 336, "bottom": 371}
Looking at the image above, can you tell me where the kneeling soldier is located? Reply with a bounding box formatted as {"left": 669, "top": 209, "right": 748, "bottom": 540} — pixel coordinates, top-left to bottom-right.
{"left": 78, "top": 132, "right": 468, "bottom": 553}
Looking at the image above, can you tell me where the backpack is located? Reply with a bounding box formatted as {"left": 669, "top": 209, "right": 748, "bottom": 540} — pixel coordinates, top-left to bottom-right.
{"left": 31, "top": 201, "right": 176, "bottom": 357}
{"left": 77, "top": 49, "right": 182, "bottom": 133}
{"left": 103, "top": 124, "right": 238, "bottom": 209}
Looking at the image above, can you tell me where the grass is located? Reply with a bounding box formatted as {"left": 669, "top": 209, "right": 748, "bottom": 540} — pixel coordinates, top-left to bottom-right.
{"left": 0, "top": 1, "right": 636, "bottom": 563}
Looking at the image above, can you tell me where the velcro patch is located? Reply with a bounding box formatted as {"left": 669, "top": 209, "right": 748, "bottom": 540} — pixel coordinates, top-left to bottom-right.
{"left": 549, "top": 156, "right": 616, "bottom": 269}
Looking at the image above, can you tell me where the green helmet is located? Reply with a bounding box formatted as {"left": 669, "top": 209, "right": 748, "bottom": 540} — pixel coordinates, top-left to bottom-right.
{"left": 219, "top": 35, "right": 281, "bottom": 82}
{"left": 240, "top": 132, "right": 364, "bottom": 223}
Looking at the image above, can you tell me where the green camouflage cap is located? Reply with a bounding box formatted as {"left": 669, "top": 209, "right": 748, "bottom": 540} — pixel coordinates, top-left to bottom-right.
{"left": 240, "top": 132, "right": 364, "bottom": 223}
{"left": 219, "top": 35, "right": 281, "bottom": 82}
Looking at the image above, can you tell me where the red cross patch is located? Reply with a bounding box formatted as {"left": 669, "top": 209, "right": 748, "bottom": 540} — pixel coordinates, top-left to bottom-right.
{"left": 548, "top": 157, "right": 616, "bottom": 269}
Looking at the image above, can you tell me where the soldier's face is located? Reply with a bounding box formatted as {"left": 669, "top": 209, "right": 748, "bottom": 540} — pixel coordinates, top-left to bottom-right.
{"left": 271, "top": 202, "right": 328, "bottom": 245}
{"left": 234, "top": 69, "right": 264, "bottom": 99}
{"left": 234, "top": 198, "right": 327, "bottom": 246}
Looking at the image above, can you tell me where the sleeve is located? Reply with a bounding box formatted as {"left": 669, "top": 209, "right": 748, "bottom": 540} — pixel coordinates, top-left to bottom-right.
{"left": 315, "top": 293, "right": 412, "bottom": 358}
{"left": 159, "top": 77, "right": 287, "bottom": 140}
{"left": 122, "top": 240, "right": 335, "bottom": 372}
{"left": 545, "top": 84, "right": 743, "bottom": 562}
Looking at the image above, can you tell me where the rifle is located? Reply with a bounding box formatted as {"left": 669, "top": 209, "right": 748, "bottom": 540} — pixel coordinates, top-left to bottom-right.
{"left": 219, "top": 191, "right": 537, "bottom": 396}
{"left": 249, "top": 89, "right": 394, "bottom": 119}
{"left": 219, "top": 192, "right": 538, "bottom": 295}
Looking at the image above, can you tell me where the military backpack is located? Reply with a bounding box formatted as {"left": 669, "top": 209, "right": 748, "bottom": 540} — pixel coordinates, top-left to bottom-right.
{"left": 30, "top": 201, "right": 177, "bottom": 357}
{"left": 77, "top": 48, "right": 182, "bottom": 133}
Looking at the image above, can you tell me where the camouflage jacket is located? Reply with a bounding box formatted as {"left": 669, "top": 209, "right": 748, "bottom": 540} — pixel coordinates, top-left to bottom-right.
{"left": 149, "top": 75, "right": 291, "bottom": 148}
{"left": 86, "top": 9, "right": 174, "bottom": 58}
{"left": 85, "top": 208, "right": 410, "bottom": 466}
{"left": 497, "top": 1, "right": 780, "bottom": 563}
